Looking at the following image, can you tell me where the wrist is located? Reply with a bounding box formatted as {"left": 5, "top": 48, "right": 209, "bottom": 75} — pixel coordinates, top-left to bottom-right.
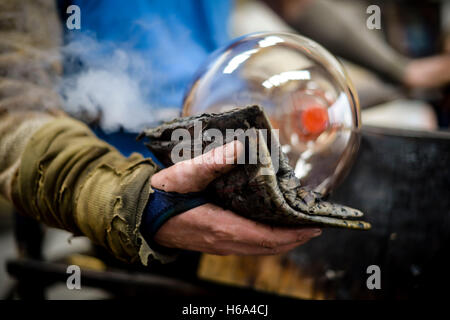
{"left": 140, "top": 188, "right": 208, "bottom": 252}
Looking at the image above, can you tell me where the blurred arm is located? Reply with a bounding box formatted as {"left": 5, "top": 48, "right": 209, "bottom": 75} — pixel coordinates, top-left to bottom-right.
{"left": 264, "top": 0, "right": 410, "bottom": 83}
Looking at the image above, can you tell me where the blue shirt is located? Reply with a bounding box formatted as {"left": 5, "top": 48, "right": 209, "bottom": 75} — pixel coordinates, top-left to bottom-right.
{"left": 73, "top": 0, "right": 232, "bottom": 110}
{"left": 70, "top": 0, "right": 233, "bottom": 156}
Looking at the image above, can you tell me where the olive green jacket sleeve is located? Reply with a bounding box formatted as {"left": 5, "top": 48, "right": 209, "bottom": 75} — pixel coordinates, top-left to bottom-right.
{"left": 10, "top": 117, "right": 171, "bottom": 265}
{"left": 0, "top": 0, "right": 173, "bottom": 265}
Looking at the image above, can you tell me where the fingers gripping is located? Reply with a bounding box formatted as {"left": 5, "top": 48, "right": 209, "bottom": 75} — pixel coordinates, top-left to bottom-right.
{"left": 151, "top": 141, "right": 243, "bottom": 193}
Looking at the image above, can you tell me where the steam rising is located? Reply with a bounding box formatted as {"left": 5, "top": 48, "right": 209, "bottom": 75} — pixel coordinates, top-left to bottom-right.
{"left": 60, "top": 35, "right": 179, "bottom": 133}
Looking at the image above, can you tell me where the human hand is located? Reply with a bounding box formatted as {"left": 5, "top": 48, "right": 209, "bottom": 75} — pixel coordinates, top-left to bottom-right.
{"left": 151, "top": 141, "right": 322, "bottom": 255}
{"left": 404, "top": 54, "right": 450, "bottom": 89}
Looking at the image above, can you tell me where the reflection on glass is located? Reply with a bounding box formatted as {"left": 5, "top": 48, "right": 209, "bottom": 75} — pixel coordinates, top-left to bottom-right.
{"left": 183, "top": 32, "right": 361, "bottom": 195}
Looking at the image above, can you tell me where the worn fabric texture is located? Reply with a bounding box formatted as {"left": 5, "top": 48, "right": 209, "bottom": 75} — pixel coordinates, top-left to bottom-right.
{"left": 0, "top": 0, "right": 171, "bottom": 264}
{"left": 142, "top": 106, "right": 370, "bottom": 230}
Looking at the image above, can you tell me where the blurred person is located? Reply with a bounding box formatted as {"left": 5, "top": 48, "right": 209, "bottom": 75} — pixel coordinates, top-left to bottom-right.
{"left": 231, "top": 0, "right": 449, "bottom": 129}
{"left": 260, "top": 0, "right": 450, "bottom": 89}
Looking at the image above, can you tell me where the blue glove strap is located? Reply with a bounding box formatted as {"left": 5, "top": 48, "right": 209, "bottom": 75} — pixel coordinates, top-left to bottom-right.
{"left": 140, "top": 188, "right": 208, "bottom": 249}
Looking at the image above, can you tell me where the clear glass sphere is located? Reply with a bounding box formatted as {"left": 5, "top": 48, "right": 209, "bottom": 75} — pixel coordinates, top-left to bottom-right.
{"left": 182, "top": 32, "right": 361, "bottom": 195}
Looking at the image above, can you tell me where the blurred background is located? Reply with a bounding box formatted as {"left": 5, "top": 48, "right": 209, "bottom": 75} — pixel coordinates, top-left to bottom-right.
{"left": 1, "top": 0, "right": 449, "bottom": 299}
{"left": 230, "top": 0, "right": 450, "bottom": 130}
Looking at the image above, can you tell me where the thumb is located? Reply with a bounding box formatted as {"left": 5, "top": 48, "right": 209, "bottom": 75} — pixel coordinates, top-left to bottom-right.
{"left": 151, "top": 140, "right": 243, "bottom": 193}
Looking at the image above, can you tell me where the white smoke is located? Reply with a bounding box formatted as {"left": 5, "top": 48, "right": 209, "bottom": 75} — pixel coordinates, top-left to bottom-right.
{"left": 60, "top": 36, "right": 180, "bottom": 133}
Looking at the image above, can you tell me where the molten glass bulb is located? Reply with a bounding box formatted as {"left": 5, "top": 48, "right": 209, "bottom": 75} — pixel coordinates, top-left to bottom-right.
{"left": 182, "top": 32, "right": 361, "bottom": 195}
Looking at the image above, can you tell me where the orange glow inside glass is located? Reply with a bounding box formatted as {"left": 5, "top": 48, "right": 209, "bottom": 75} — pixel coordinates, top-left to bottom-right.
{"left": 300, "top": 105, "right": 329, "bottom": 135}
